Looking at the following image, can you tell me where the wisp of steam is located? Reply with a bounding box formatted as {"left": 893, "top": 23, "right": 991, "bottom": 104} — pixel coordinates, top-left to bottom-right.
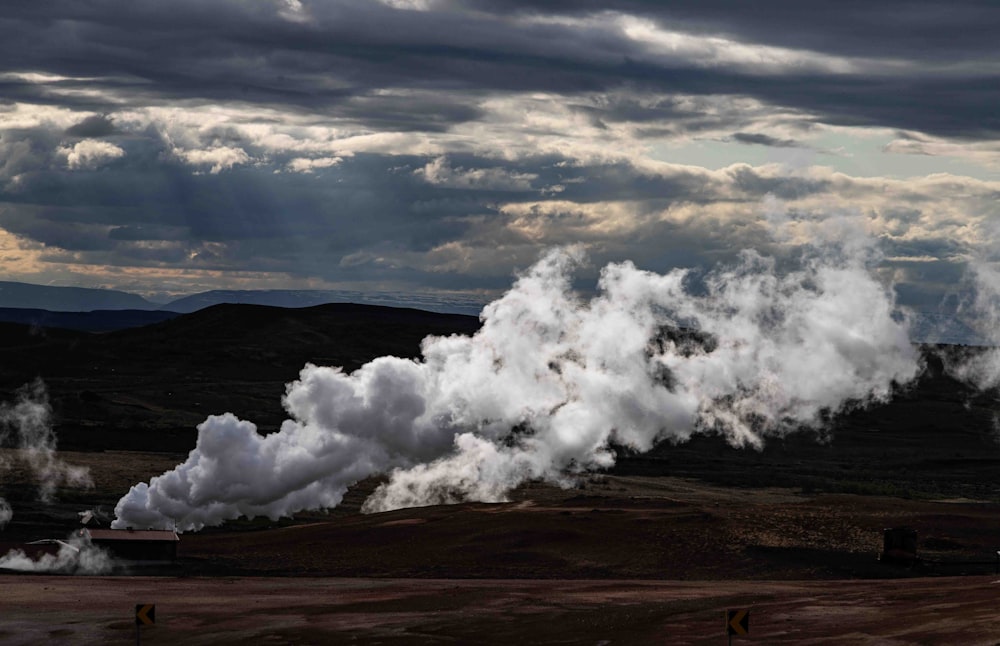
{"left": 941, "top": 261, "right": 1000, "bottom": 388}
{"left": 0, "top": 380, "right": 93, "bottom": 528}
{"left": 0, "top": 533, "right": 112, "bottom": 575}
{"left": 0, "top": 381, "right": 105, "bottom": 572}
{"left": 114, "top": 235, "right": 921, "bottom": 531}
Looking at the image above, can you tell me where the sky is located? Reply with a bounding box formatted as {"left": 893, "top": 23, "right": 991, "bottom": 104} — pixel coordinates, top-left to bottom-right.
{"left": 2, "top": 1, "right": 999, "bottom": 311}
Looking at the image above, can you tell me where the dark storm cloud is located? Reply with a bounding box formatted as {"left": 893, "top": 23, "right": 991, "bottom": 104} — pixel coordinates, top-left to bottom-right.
{"left": 570, "top": 95, "right": 767, "bottom": 138}
{"left": 882, "top": 236, "right": 967, "bottom": 261}
{"left": 463, "top": 0, "right": 1000, "bottom": 62}
{"left": 2, "top": 1, "right": 999, "bottom": 138}
{"left": 0, "top": 128, "right": 58, "bottom": 180}
{"left": 725, "top": 166, "right": 830, "bottom": 201}
{"left": 0, "top": 116, "right": 833, "bottom": 285}
{"left": 612, "top": 59, "right": 1000, "bottom": 140}
{"left": 0, "top": 0, "right": 996, "bottom": 308}
{"left": 887, "top": 256, "right": 971, "bottom": 311}
{"left": 0, "top": 210, "right": 114, "bottom": 253}
{"left": 730, "top": 132, "right": 800, "bottom": 148}
{"left": 334, "top": 94, "right": 485, "bottom": 133}
{"left": 1, "top": 145, "right": 531, "bottom": 274}
{"left": 64, "top": 115, "right": 118, "bottom": 138}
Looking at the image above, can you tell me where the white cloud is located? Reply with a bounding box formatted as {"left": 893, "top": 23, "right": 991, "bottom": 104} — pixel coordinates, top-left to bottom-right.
{"left": 57, "top": 139, "right": 125, "bottom": 170}
{"left": 415, "top": 157, "right": 538, "bottom": 191}
{"left": 174, "top": 146, "right": 250, "bottom": 174}
{"left": 0, "top": 72, "right": 79, "bottom": 84}
{"left": 617, "top": 16, "right": 859, "bottom": 74}
{"left": 276, "top": 0, "right": 309, "bottom": 22}
{"left": 377, "top": 0, "right": 439, "bottom": 10}
{"left": 286, "top": 156, "right": 342, "bottom": 173}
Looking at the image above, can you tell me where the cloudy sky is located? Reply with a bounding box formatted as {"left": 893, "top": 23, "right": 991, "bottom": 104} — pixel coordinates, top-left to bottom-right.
{"left": 2, "top": 1, "right": 999, "bottom": 310}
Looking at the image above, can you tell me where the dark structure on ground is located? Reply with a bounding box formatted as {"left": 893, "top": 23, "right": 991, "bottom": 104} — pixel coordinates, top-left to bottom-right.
{"left": 82, "top": 528, "right": 179, "bottom": 561}
{"left": 881, "top": 526, "right": 918, "bottom": 564}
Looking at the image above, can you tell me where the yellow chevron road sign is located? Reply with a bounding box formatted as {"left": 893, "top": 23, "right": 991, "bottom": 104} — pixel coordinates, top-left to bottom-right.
{"left": 135, "top": 604, "right": 155, "bottom": 626}
{"left": 726, "top": 608, "right": 749, "bottom": 636}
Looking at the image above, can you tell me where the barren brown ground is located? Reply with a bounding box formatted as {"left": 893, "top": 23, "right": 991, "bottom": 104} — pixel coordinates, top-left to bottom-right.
{"left": 2, "top": 575, "right": 1000, "bottom": 644}
{"left": 3, "top": 451, "right": 1000, "bottom": 644}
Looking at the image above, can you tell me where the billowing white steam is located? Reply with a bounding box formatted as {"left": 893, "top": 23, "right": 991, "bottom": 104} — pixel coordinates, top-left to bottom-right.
{"left": 114, "top": 238, "right": 920, "bottom": 531}
{"left": 942, "top": 261, "right": 1000, "bottom": 388}
{"left": 0, "top": 533, "right": 112, "bottom": 574}
{"left": 0, "top": 379, "right": 93, "bottom": 526}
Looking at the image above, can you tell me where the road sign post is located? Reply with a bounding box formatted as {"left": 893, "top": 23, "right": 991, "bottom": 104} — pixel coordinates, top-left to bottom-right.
{"left": 135, "top": 604, "right": 155, "bottom": 645}
{"left": 726, "top": 608, "right": 749, "bottom": 644}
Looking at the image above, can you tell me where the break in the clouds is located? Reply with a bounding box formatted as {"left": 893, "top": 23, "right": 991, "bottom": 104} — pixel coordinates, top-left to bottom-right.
{"left": 1, "top": 1, "right": 999, "bottom": 311}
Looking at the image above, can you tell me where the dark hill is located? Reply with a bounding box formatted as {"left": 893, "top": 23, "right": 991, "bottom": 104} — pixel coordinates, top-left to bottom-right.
{"left": 0, "top": 302, "right": 480, "bottom": 451}
{"left": 164, "top": 289, "right": 344, "bottom": 313}
{"left": 107, "top": 301, "right": 480, "bottom": 375}
{"left": 611, "top": 348, "right": 1000, "bottom": 501}
{"left": 0, "top": 307, "right": 180, "bottom": 332}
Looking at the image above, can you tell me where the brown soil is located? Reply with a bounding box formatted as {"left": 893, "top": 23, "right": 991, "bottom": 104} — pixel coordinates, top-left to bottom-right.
{"left": 3, "top": 452, "right": 1000, "bottom": 644}
{"left": 2, "top": 575, "right": 999, "bottom": 644}
{"left": 178, "top": 475, "right": 1000, "bottom": 581}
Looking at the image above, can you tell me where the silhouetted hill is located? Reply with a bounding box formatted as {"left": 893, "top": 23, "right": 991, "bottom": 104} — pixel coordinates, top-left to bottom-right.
{"left": 0, "top": 281, "right": 486, "bottom": 319}
{"left": 611, "top": 347, "right": 1000, "bottom": 501}
{"left": 0, "top": 302, "right": 481, "bottom": 451}
{"left": 163, "top": 290, "right": 344, "bottom": 313}
{"left": 0, "top": 307, "right": 180, "bottom": 332}
{"left": 0, "top": 281, "right": 154, "bottom": 311}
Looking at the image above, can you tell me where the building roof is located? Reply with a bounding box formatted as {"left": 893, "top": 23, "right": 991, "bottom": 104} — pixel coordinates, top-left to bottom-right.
{"left": 82, "top": 528, "right": 180, "bottom": 542}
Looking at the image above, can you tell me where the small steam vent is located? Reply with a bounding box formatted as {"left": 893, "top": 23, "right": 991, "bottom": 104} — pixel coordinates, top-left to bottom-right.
{"left": 881, "top": 526, "right": 917, "bottom": 564}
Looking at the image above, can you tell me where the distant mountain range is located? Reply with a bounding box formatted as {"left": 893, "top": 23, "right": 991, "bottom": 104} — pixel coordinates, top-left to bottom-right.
{"left": 0, "top": 281, "right": 154, "bottom": 311}
{"left": 0, "top": 281, "right": 486, "bottom": 316}
{"left": 162, "top": 288, "right": 486, "bottom": 315}
{"left": 0, "top": 280, "right": 990, "bottom": 344}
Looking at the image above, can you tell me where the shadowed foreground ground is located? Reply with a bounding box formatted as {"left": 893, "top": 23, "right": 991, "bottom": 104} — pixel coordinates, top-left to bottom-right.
{"left": 2, "top": 574, "right": 1000, "bottom": 645}
{"left": 5, "top": 448, "right": 1000, "bottom": 645}
{"left": 4, "top": 468, "right": 1000, "bottom": 644}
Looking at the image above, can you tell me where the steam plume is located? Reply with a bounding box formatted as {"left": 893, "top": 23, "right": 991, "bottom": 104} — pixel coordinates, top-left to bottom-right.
{"left": 115, "top": 236, "right": 920, "bottom": 531}
{"left": 940, "top": 261, "right": 1000, "bottom": 388}
{"left": 0, "top": 533, "right": 112, "bottom": 574}
{"left": 0, "top": 383, "right": 107, "bottom": 572}
{"left": 0, "top": 379, "right": 92, "bottom": 526}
